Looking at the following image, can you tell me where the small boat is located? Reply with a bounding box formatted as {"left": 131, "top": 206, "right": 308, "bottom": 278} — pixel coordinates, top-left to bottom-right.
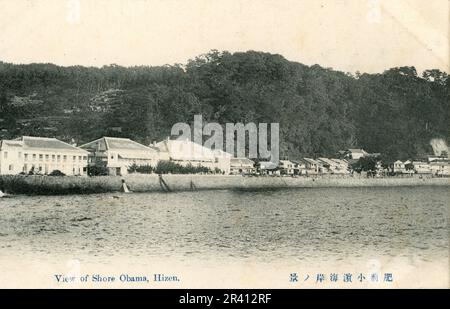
{"left": 120, "top": 179, "right": 132, "bottom": 193}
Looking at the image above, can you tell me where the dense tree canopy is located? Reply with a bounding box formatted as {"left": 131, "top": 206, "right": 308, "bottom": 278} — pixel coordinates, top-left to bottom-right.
{"left": 0, "top": 50, "right": 448, "bottom": 161}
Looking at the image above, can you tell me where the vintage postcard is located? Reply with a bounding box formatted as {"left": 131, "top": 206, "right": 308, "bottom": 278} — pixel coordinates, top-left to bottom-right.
{"left": 0, "top": 0, "right": 448, "bottom": 292}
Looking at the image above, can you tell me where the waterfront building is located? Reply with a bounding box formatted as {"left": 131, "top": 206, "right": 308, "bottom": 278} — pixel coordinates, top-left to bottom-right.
{"left": 342, "top": 149, "right": 369, "bottom": 160}
{"left": 330, "top": 158, "right": 350, "bottom": 173}
{"left": 278, "top": 159, "right": 296, "bottom": 175}
{"left": 317, "top": 158, "right": 350, "bottom": 174}
{"left": 392, "top": 160, "right": 406, "bottom": 174}
{"left": 0, "top": 136, "right": 88, "bottom": 175}
{"left": 154, "top": 138, "right": 232, "bottom": 174}
{"left": 80, "top": 137, "right": 159, "bottom": 176}
{"left": 230, "top": 158, "right": 255, "bottom": 175}
{"left": 291, "top": 160, "right": 307, "bottom": 175}
{"left": 412, "top": 161, "right": 432, "bottom": 174}
{"left": 257, "top": 161, "right": 279, "bottom": 175}
{"left": 300, "top": 158, "right": 321, "bottom": 174}
{"left": 429, "top": 159, "right": 450, "bottom": 176}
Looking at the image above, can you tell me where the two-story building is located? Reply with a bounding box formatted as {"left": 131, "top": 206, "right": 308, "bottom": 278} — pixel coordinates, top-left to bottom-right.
{"left": 300, "top": 158, "right": 320, "bottom": 175}
{"left": 230, "top": 158, "right": 255, "bottom": 175}
{"left": 412, "top": 161, "right": 431, "bottom": 174}
{"left": 392, "top": 160, "right": 406, "bottom": 174}
{"left": 80, "top": 137, "right": 160, "bottom": 176}
{"left": 278, "top": 160, "right": 296, "bottom": 175}
{"left": 0, "top": 136, "right": 88, "bottom": 175}
{"left": 155, "top": 138, "right": 232, "bottom": 174}
{"left": 429, "top": 159, "right": 450, "bottom": 176}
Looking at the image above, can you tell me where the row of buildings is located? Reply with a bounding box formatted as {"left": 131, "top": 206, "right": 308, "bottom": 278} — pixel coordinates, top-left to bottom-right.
{"left": 391, "top": 158, "right": 450, "bottom": 176}
{"left": 0, "top": 136, "right": 449, "bottom": 177}
{"left": 0, "top": 136, "right": 234, "bottom": 176}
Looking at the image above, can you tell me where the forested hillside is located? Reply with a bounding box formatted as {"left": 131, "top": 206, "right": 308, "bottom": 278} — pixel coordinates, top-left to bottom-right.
{"left": 0, "top": 50, "right": 448, "bottom": 161}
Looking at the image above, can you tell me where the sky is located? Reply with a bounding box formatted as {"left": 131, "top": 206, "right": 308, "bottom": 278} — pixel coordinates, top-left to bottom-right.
{"left": 0, "top": 0, "right": 448, "bottom": 74}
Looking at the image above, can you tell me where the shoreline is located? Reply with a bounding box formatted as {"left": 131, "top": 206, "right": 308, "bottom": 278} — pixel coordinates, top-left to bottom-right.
{"left": 0, "top": 174, "right": 449, "bottom": 196}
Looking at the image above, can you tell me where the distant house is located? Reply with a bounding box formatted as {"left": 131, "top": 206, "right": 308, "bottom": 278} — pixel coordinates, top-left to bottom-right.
{"left": 300, "top": 158, "right": 321, "bottom": 174}
{"left": 317, "top": 158, "right": 338, "bottom": 174}
{"left": 291, "top": 160, "right": 307, "bottom": 175}
{"left": 330, "top": 159, "right": 350, "bottom": 174}
{"left": 317, "top": 158, "right": 350, "bottom": 174}
{"left": 230, "top": 158, "right": 255, "bottom": 175}
{"left": 412, "top": 161, "right": 431, "bottom": 174}
{"left": 343, "top": 149, "right": 369, "bottom": 160}
{"left": 278, "top": 160, "right": 296, "bottom": 175}
{"left": 392, "top": 160, "right": 406, "bottom": 174}
{"left": 0, "top": 136, "right": 88, "bottom": 175}
{"left": 154, "top": 138, "right": 231, "bottom": 174}
{"left": 427, "top": 155, "right": 449, "bottom": 162}
{"left": 258, "top": 161, "right": 279, "bottom": 175}
{"left": 80, "top": 137, "right": 159, "bottom": 176}
{"left": 429, "top": 159, "right": 450, "bottom": 176}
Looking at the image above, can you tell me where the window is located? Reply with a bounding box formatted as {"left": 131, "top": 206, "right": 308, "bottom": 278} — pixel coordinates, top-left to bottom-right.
{"left": 83, "top": 156, "right": 87, "bottom": 160}
{"left": 32, "top": 154, "right": 36, "bottom": 160}
{"left": 18, "top": 152, "right": 22, "bottom": 158}
{"left": 63, "top": 155, "right": 67, "bottom": 161}
{"left": 23, "top": 165, "right": 27, "bottom": 172}
{"left": 52, "top": 155, "right": 56, "bottom": 161}
{"left": 57, "top": 155, "right": 61, "bottom": 161}
{"left": 24, "top": 153, "right": 28, "bottom": 160}
{"left": 73, "top": 156, "right": 76, "bottom": 161}
{"left": 79, "top": 156, "right": 82, "bottom": 160}
{"left": 9, "top": 164, "right": 13, "bottom": 171}
{"left": 39, "top": 154, "right": 43, "bottom": 161}
{"left": 45, "top": 154, "right": 49, "bottom": 160}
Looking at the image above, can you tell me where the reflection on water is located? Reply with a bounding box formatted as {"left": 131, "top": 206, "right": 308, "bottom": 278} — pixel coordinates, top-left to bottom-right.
{"left": 0, "top": 186, "right": 448, "bottom": 264}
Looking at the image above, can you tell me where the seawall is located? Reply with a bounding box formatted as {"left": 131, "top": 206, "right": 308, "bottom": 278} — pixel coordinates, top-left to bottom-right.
{"left": 0, "top": 174, "right": 449, "bottom": 195}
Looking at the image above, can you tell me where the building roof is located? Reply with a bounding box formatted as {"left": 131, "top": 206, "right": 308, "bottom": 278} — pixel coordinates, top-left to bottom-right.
{"left": 317, "top": 157, "right": 339, "bottom": 166}
{"left": 155, "top": 138, "right": 216, "bottom": 162}
{"left": 259, "top": 161, "right": 278, "bottom": 169}
{"left": 80, "top": 137, "right": 158, "bottom": 153}
{"left": 347, "top": 148, "right": 368, "bottom": 154}
{"left": 279, "top": 159, "right": 295, "bottom": 165}
{"left": 105, "top": 137, "right": 157, "bottom": 151}
{"left": 2, "top": 136, "right": 88, "bottom": 153}
{"left": 302, "top": 158, "right": 319, "bottom": 165}
{"left": 330, "top": 158, "right": 349, "bottom": 165}
{"left": 230, "top": 158, "right": 255, "bottom": 166}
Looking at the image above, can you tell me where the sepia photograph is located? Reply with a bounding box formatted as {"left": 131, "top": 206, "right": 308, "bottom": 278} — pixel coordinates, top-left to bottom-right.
{"left": 0, "top": 0, "right": 448, "bottom": 293}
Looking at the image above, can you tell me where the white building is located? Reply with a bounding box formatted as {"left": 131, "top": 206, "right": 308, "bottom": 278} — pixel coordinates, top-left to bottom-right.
{"left": 412, "top": 161, "right": 431, "bottom": 174}
{"left": 429, "top": 160, "right": 450, "bottom": 176}
{"left": 155, "top": 138, "right": 232, "bottom": 174}
{"left": 230, "top": 158, "right": 255, "bottom": 175}
{"left": 344, "top": 149, "right": 369, "bottom": 160}
{"left": 317, "top": 158, "right": 350, "bottom": 175}
{"left": 0, "top": 136, "right": 88, "bottom": 175}
{"left": 301, "top": 158, "right": 321, "bottom": 174}
{"left": 330, "top": 159, "right": 350, "bottom": 174}
{"left": 392, "top": 160, "right": 406, "bottom": 174}
{"left": 258, "top": 161, "right": 279, "bottom": 175}
{"left": 279, "top": 159, "right": 296, "bottom": 175}
{"left": 80, "top": 137, "right": 160, "bottom": 176}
